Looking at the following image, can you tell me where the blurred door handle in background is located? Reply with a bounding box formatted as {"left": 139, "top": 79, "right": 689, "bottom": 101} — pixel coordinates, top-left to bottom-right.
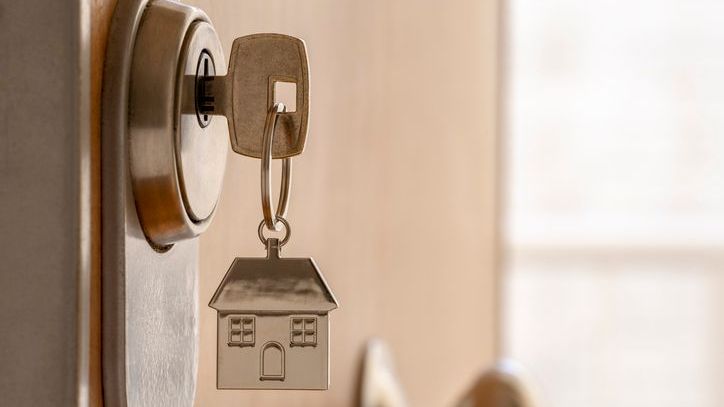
{"left": 359, "top": 340, "right": 409, "bottom": 407}
{"left": 358, "top": 341, "right": 538, "bottom": 407}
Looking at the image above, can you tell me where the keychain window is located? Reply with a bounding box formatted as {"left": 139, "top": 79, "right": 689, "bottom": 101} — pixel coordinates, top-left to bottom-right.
{"left": 290, "top": 317, "right": 317, "bottom": 347}
{"left": 228, "top": 316, "right": 255, "bottom": 347}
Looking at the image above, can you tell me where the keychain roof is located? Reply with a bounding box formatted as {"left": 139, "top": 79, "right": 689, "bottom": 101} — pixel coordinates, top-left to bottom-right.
{"left": 209, "top": 238, "right": 338, "bottom": 313}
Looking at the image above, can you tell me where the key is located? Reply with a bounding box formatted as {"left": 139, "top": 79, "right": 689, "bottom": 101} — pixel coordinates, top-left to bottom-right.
{"left": 198, "top": 33, "right": 310, "bottom": 159}
{"left": 202, "top": 34, "right": 340, "bottom": 390}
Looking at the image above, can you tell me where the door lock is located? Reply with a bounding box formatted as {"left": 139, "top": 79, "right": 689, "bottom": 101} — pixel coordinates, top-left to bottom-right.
{"left": 128, "top": 1, "right": 227, "bottom": 247}
{"left": 127, "top": 0, "right": 309, "bottom": 247}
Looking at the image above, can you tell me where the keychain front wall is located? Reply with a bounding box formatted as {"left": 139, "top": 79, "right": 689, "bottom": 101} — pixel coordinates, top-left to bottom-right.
{"left": 209, "top": 237, "right": 337, "bottom": 389}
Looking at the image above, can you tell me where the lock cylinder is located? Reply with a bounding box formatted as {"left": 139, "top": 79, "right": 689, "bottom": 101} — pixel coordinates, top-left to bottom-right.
{"left": 128, "top": 0, "right": 227, "bottom": 247}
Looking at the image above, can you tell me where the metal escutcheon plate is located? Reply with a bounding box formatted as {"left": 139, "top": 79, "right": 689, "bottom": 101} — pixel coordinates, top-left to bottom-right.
{"left": 129, "top": 0, "right": 227, "bottom": 247}
{"left": 102, "top": 1, "right": 221, "bottom": 406}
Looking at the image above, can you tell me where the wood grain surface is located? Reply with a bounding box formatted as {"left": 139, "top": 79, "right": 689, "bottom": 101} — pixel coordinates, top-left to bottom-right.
{"left": 187, "top": 1, "right": 501, "bottom": 406}
{"left": 87, "top": 1, "right": 500, "bottom": 405}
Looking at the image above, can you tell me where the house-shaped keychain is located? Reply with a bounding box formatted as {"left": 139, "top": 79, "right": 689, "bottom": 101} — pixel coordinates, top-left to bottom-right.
{"left": 209, "top": 238, "right": 339, "bottom": 390}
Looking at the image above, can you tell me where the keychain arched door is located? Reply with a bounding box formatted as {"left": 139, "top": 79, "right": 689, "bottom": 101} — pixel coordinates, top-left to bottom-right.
{"left": 260, "top": 341, "right": 285, "bottom": 381}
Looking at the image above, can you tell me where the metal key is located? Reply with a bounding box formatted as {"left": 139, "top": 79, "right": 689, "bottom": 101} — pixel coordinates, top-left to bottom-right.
{"left": 197, "top": 33, "right": 310, "bottom": 158}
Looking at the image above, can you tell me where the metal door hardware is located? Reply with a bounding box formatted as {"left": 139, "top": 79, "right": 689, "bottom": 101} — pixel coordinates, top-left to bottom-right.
{"left": 127, "top": 4, "right": 310, "bottom": 246}
{"left": 102, "top": 0, "right": 314, "bottom": 405}
{"left": 103, "top": 1, "right": 210, "bottom": 406}
{"left": 128, "top": 0, "right": 227, "bottom": 247}
{"left": 359, "top": 340, "right": 408, "bottom": 407}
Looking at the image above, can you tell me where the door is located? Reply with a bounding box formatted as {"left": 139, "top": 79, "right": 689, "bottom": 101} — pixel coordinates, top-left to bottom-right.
{"left": 260, "top": 342, "right": 285, "bottom": 381}
{"left": 1, "top": 1, "right": 501, "bottom": 406}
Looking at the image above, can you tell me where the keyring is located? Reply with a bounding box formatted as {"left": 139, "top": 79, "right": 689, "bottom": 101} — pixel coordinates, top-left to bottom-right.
{"left": 258, "top": 216, "right": 291, "bottom": 246}
{"left": 261, "top": 103, "right": 293, "bottom": 231}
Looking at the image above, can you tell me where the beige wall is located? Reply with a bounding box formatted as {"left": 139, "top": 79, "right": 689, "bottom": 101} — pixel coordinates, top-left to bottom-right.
{"left": 188, "top": 1, "right": 500, "bottom": 406}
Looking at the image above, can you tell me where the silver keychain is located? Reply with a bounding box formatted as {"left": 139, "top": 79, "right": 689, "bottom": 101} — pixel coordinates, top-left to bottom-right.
{"left": 209, "top": 103, "right": 338, "bottom": 390}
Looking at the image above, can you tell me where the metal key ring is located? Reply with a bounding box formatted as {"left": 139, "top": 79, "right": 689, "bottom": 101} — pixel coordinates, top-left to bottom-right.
{"left": 258, "top": 216, "right": 291, "bottom": 246}
{"left": 261, "top": 102, "right": 292, "bottom": 231}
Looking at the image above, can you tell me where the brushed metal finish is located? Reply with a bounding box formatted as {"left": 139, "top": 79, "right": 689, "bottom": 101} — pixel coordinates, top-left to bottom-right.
{"left": 128, "top": 0, "right": 227, "bottom": 246}
{"left": 102, "top": 1, "right": 210, "bottom": 406}
{"left": 178, "top": 21, "right": 228, "bottom": 223}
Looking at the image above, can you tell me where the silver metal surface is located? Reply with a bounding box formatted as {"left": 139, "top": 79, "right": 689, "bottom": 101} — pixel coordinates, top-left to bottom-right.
{"left": 258, "top": 217, "right": 291, "bottom": 247}
{"left": 128, "top": 0, "right": 227, "bottom": 246}
{"left": 178, "top": 21, "right": 228, "bottom": 223}
{"left": 102, "top": 0, "right": 210, "bottom": 406}
{"left": 212, "top": 34, "right": 311, "bottom": 159}
{"left": 261, "top": 103, "right": 293, "bottom": 230}
{"left": 209, "top": 238, "right": 338, "bottom": 389}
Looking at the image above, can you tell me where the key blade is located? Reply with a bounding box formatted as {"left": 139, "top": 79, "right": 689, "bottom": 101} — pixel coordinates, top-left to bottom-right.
{"left": 226, "top": 34, "right": 310, "bottom": 158}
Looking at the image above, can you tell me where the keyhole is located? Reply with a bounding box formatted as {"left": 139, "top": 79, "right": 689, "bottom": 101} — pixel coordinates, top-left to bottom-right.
{"left": 195, "top": 51, "right": 215, "bottom": 128}
{"left": 202, "top": 59, "right": 209, "bottom": 122}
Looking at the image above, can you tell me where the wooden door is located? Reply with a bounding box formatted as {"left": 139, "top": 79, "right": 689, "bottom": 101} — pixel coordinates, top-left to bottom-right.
{"left": 187, "top": 1, "right": 501, "bottom": 406}
{"left": 87, "top": 1, "right": 501, "bottom": 406}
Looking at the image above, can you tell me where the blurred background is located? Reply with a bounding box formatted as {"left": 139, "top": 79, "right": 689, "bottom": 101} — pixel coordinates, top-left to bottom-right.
{"left": 502, "top": 0, "right": 724, "bottom": 406}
